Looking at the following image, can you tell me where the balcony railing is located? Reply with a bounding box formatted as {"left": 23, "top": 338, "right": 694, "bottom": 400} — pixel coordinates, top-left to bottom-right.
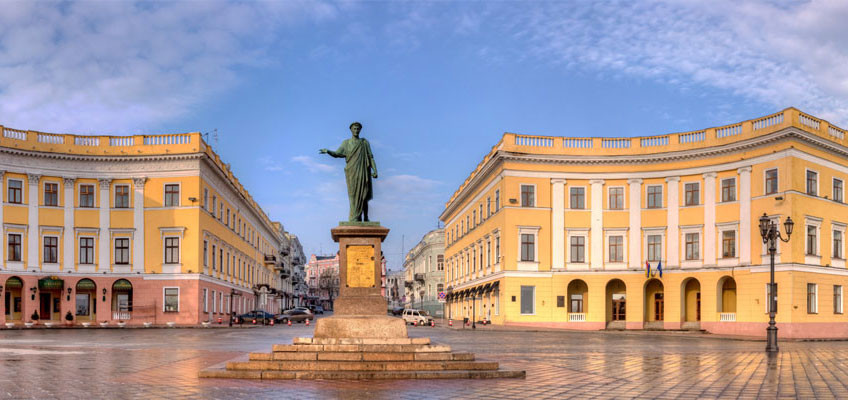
{"left": 414, "top": 273, "right": 426, "bottom": 282}
{"left": 113, "top": 311, "right": 131, "bottom": 320}
{"left": 719, "top": 312, "right": 736, "bottom": 322}
{"left": 568, "top": 313, "right": 586, "bottom": 322}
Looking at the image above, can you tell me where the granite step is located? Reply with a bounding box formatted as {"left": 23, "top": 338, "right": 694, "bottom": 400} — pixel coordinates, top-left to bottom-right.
{"left": 272, "top": 343, "right": 452, "bottom": 353}
{"left": 226, "top": 360, "right": 500, "bottom": 372}
{"left": 294, "top": 337, "right": 431, "bottom": 345}
{"left": 250, "top": 351, "right": 475, "bottom": 362}
{"left": 200, "top": 367, "right": 526, "bottom": 380}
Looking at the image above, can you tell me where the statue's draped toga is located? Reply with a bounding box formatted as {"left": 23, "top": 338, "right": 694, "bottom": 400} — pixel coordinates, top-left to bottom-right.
{"left": 321, "top": 122, "right": 378, "bottom": 222}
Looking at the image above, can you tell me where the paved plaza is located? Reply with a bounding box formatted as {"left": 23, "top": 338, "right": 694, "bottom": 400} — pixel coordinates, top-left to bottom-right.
{"left": 1, "top": 317, "right": 847, "bottom": 399}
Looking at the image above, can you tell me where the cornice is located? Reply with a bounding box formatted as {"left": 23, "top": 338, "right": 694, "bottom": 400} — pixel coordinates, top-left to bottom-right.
{"left": 441, "top": 127, "right": 848, "bottom": 220}
{"left": 0, "top": 145, "right": 204, "bottom": 163}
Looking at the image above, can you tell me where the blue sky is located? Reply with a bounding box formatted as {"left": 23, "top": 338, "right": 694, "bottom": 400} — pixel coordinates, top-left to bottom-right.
{"left": 2, "top": 1, "right": 848, "bottom": 270}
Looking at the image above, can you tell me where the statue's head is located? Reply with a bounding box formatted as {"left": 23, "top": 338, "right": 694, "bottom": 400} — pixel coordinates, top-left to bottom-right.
{"left": 349, "top": 122, "right": 362, "bottom": 138}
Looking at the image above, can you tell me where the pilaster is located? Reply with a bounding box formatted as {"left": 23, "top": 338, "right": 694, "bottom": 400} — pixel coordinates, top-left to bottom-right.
{"left": 133, "top": 177, "right": 147, "bottom": 273}
{"left": 738, "top": 167, "right": 752, "bottom": 265}
{"left": 666, "top": 177, "right": 680, "bottom": 268}
{"left": 703, "top": 172, "right": 717, "bottom": 266}
{"left": 628, "top": 178, "right": 642, "bottom": 269}
{"left": 63, "top": 177, "right": 75, "bottom": 272}
{"left": 551, "top": 178, "right": 566, "bottom": 269}
{"left": 27, "top": 174, "right": 40, "bottom": 270}
{"left": 99, "top": 178, "right": 111, "bottom": 273}
{"left": 590, "top": 179, "right": 604, "bottom": 270}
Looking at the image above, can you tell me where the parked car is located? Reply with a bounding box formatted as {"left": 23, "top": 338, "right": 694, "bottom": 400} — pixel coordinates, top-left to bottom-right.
{"left": 389, "top": 306, "right": 404, "bottom": 316}
{"left": 278, "top": 309, "right": 314, "bottom": 324}
{"left": 402, "top": 309, "right": 433, "bottom": 326}
{"left": 236, "top": 310, "right": 278, "bottom": 325}
{"left": 311, "top": 305, "right": 325, "bottom": 314}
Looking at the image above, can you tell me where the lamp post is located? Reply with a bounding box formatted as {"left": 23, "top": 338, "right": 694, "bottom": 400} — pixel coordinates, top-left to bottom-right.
{"left": 759, "top": 213, "right": 794, "bottom": 353}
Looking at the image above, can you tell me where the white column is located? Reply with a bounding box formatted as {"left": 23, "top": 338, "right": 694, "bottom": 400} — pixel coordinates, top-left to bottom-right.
{"left": 666, "top": 177, "right": 680, "bottom": 268}
{"left": 628, "top": 179, "right": 642, "bottom": 269}
{"left": 27, "top": 174, "right": 40, "bottom": 271}
{"left": 133, "top": 177, "right": 146, "bottom": 273}
{"left": 63, "top": 178, "right": 75, "bottom": 272}
{"left": 590, "top": 179, "right": 604, "bottom": 270}
{"left": 738, "top": 167, "right": 752, "bottom": 265}
{"left": 99, "top": 178, "right": 111, "bottom": 273}
{"left": 0, "top": 171, "right": 4, "bottom": 269}
{"left": 703, "top": 172, "right": 717, "bottom": 266}
{"left": 551, "top": 178, "right": 566, "bottom": 269}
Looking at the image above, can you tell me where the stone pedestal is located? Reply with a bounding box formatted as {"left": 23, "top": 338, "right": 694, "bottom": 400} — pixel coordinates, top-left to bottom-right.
{"left": 313, "top": 224, "right": 408, "bottom": 338}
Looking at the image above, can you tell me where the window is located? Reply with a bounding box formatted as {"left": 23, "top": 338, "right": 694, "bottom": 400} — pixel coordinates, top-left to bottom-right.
{"left": 807, "top": 226, "right": 817, "bottom": 255}
{"left": 203, "top": 241, "right": 208, "bottom": 267}
{"left": 7, "top": 233, "right": 22, "bottom": 261}
{"left": 834, "top": 230, "right": 843, "bottom": 259}
{"left": 807, "top": 170, "right": 818, "bottom": 196}
{"left": 203, "top": 288, "right": 209, "bottom": 313}
{"left": 570, "top": 187, "right": 585, "bottom": 209}
{"left": 684, "top": 182, "right": 700, "bottom": 206}
{"left": 115, "top": 185, "right": 129, "bottom": 208}
{"left": 570, "top": 294, "right": 583, "bottom": 313}
{"left": 647, "top": 185, "right": 662, "bottom": 208}
{"left": 807, "top": 283, "right": 817, "bottom": 314}
{"left": 487, "top": 197, "right": 491, "bottom": 217}
{"left": 647, "top": 235, "right": 662, "bottom": 262}
{"left": 479, "top": 204, "right": 483, "bottom": 222}
{"left": 570, "top": 236, "right": 585, "bottom": 263}
{"left": 75, "top": 293, "right": 90, "bottom": 316}
{"left": 685, "top": 233, "right": 699, "bottom": 260}
{"left": 520, "top": 234, "right": 535, "bottom": 262}
{"left": 767, "top": 283, "right": 778, "bottom": 313}
{"left": 609, "top": 236, "right": 623, "bottom": 262}
{"left": 722, "top": 231, "right": 736, "bottom": 258}
{"left": 203, "top": 188, "right": 209, "bottom": 210}
{"left": 79, "top": 184, "right": 94, "bottom": 207}
{"left": 212, "top": 196, "right": 217, "bottom": 215}
{"left": 495, "top": 236, "right": 500, "bottom": 260}
{"left": 43, "top": 236, "right": 58, "bottom": 263}
{"left": 765, "top": 169, "right": 778, "bottom": 194}
{"left": 79, "top": 237, "right": 94, "bottom": 264}
{"left": 114, "top": 238, "right": 129, "bottom": 264}
{"left": 437, "top": 255, "right": 444, "bottom": 271}
{"left": 835, "top": 285, "right": 843, "bottom": 314}
{"left": 834, "top": 179, "right": 843, "bottom": 203}
{"left": 609, "top": 187, "right": 624, "bottom": 210}
{"left": 495, "top": 190, "right": 500, "bottom": 212}
{"left": 472, "top": 210, "right": 477, "bottom": 227}
{"left": 226, "top": 209, "right": 231, "bottom": 226}
{"left": 164, "top": 288, "right": 179, "bottom": 312}
{"left": 164, "top": 237, "right": 179, "bottom": 264}
{"left": 520, "top": 286, "right": 535, "bottom": 314}
{"left": 721, "top": 178, "right": 736, "bottom": 202}
{"left": 520, "top": 185, "right": 535, "bottom": 207}
{"left": 44, "top": 182, "right": 58, "bottom": 206}
{"left": 557, "top": 295, "right": 565, "bottom": 308}
{"left": 7, "top": 180, "right": 22, "bottom": 204}
{"left": 211, "top": 245, "right": 217, "bottom": 271}
{"left": 164, "top": 184, "right": 179, "bottom": 207}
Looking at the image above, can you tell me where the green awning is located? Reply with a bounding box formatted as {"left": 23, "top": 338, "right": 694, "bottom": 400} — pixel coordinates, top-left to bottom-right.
{"left": 38, "top": 278, "right": 64, "bottom": 290}
{"left": 76, "top": 279, "right": 96, "bottom": 291}
{"left": 5, "top": 277, "right": 23, "bottom": 289}
{"left": 112, "top": 279, "right": 133, "bottom": 292}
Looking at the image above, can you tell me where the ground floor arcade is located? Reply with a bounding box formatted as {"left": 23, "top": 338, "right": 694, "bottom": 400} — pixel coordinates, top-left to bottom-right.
{"left": 446, "top": 266, "right": 848, "bottom": 338}
{"left": 1, "top": 273, "right": 287, "bottom": 327}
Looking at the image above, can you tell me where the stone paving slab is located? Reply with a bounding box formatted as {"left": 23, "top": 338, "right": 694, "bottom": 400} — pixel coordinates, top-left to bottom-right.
{"left": 3, "top": 320, "right": 848, "bottom": 398}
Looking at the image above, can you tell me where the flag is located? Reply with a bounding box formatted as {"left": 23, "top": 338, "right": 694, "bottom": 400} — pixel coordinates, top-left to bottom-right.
{"left": 645, "top": 261, "right": 651, "bottom": 278}
{"left": 657, "top": 261, "right": 663, "bottom": 278}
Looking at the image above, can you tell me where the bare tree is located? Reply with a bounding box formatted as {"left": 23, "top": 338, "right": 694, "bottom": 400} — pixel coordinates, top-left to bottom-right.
{"left": 318, "top": 269, "right": 339, "bottom": 310}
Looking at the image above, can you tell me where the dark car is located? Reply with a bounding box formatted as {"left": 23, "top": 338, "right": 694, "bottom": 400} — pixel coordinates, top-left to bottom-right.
{"left": 236, "top": 310, "right": 277, "bottom": 325}
{"left": 389, "top": 306, "right": 404, "bottom": 316}
{"left": 277, "top": 309, "right": 314, "bottom": 324}
{"left": 311, "top": 306, "right": 325, "bottom": 314}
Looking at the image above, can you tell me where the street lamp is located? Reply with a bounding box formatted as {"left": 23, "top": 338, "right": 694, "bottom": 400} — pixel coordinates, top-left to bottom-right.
{"left": 759, "top": 213, "right": 793, "bottom": 352}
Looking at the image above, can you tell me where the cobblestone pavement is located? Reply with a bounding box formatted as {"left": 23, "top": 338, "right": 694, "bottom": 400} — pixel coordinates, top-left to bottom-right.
{"left": 1, "top": 318, "right": 847, "bottom": 399}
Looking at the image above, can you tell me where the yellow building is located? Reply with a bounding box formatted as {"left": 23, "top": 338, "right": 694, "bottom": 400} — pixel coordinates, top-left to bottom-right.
{"left": 442, "top": 108, "right": 848, "bottom": 338}
{"left": 0, "top": 127, "right": 287, "bottom": 326}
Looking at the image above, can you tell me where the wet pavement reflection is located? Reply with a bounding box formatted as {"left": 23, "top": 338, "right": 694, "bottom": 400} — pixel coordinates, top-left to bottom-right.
{"left": 2, "top": 325, "right": 848, "bottom": 399}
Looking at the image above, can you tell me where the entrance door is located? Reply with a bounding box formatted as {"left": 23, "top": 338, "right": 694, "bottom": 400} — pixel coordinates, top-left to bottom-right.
{"left": 654, "top": 293, "right": 664, "bottom": 321}
{"left": 39, "top": 293, "right": 50, "bottom": 320}
{"left": 612, "top": 294, "right": 626, "bottom": 321}
{"left": 696, "top": 292, "right": 701, "bottom": 321}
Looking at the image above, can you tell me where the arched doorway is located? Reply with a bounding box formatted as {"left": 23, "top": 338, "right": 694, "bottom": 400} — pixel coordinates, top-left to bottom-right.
{"left": 644, "top": 279, "right": 664, "bottom": 328}
{"left": 112, "top": 279, "right": 133, "bottom": 321}
{"left": 717, "top": 276, "right": 737, "bottom": 321}
{"left": 4, "top": 277, "right": 24, "bottom": 321}
{"left": 567, "top": 279, "right": 588, "bottom": 321}
{"left": 605, "top": 279, "right": 626, "bottom": 329}
{"left": 681, "top": 278, "right": 701, "bottom": 329}
{"left": 75, "top": 279, "right": 97, "bottom": 322}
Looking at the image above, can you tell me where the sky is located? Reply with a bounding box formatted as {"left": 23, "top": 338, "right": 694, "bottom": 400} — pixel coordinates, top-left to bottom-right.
{"left": 2, "top": 0, "right": 848, "bottom": 271}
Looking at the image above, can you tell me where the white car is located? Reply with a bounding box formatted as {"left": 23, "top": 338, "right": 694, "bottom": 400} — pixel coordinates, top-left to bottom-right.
{"left": 402, "top": 309, "right": 433, "bottom": 326}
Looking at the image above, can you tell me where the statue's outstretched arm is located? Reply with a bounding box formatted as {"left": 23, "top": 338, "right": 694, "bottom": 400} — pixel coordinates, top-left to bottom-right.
{"left": 319, "top": 144, "right": 345, "bottom": 158}
{"left": 368, "top": 143, "right": 378, "bottom": 178}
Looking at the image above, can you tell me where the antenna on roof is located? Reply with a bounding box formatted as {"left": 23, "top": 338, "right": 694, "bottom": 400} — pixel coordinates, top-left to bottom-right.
{"left": 202, "top": 128, "right": 219, "bottom": 148}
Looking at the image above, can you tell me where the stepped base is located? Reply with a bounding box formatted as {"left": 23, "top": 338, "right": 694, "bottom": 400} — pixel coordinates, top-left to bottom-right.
{"left": 313, "top": 315, "right": 408, "bottom": 339}
{"left": 199, "top": 336, "right": 525, "bottom": 380}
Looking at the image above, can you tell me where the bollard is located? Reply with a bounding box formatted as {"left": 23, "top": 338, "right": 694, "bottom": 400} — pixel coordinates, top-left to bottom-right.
{"left": 270, "top": 319, "right": 275, "bottom": 326}
{"left": 305, "top": 319, "right": 310, "bottom": 326}
{"left": 449, "top": 319, "right": 453, "bottom": 327}
{"left": 252, "top": 319, "right": 257, "bottom": 325}
{"left": 217, "top": 317, "right": 222, "bottom": 324}
{"left": 413, "top": 321, "right": 417, "bottom": 327}
{"left": 287, "top": 320, "right": 292, "bottom": 327}
{"left": 430, "top": 320, "right": 435, "bottom": 327}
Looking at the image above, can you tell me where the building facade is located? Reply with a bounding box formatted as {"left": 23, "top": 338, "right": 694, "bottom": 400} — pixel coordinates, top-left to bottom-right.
{"left": 0, "top": 126, "right": 287, "bottom": 326}
{"left": 386, "top": 270, "right": 405, "bottom": 309}
{"left": 285, "top": 233, "right": 307, "bottom": 308}
{"left": 442, "top": 108, "right": 848, "bottom": 338}
{"left": 306, "top": 254, "right": 339, "bottom": 310}
{"left": 403, "top": 229, "right": 445, "bottom": 317}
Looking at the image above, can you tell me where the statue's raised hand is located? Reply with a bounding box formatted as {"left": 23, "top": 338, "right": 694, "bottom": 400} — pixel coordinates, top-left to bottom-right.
{"left": 319, "top": 148, "right": 329, "bottom": 154}
{"left": 371, "top": 171, "right": 378, "bottom": 179}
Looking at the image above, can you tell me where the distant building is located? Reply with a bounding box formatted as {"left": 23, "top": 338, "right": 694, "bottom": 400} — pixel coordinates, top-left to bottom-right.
{"left": 305, "top": 254, "right": 339, "bottom": 310}
{"left": 403, "top": 229, "right": 445, "bottom": 317}
{"left": 386, "top": 270, "right": 405, "bottom": 308}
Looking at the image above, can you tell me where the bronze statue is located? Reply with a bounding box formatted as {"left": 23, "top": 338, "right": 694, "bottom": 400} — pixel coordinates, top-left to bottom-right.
{"left": 320, "top": 122, "right": 378, "bottom": 222}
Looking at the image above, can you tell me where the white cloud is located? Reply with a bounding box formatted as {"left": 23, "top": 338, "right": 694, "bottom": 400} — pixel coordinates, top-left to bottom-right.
{"left": 291, "top": 155, "right": 336, "bottom": 173}
{"left": 487, "top": 0, "right": 848, "bottom": 125}
{"left": 0, "top": 1, "right": 337, "bottom": 133}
